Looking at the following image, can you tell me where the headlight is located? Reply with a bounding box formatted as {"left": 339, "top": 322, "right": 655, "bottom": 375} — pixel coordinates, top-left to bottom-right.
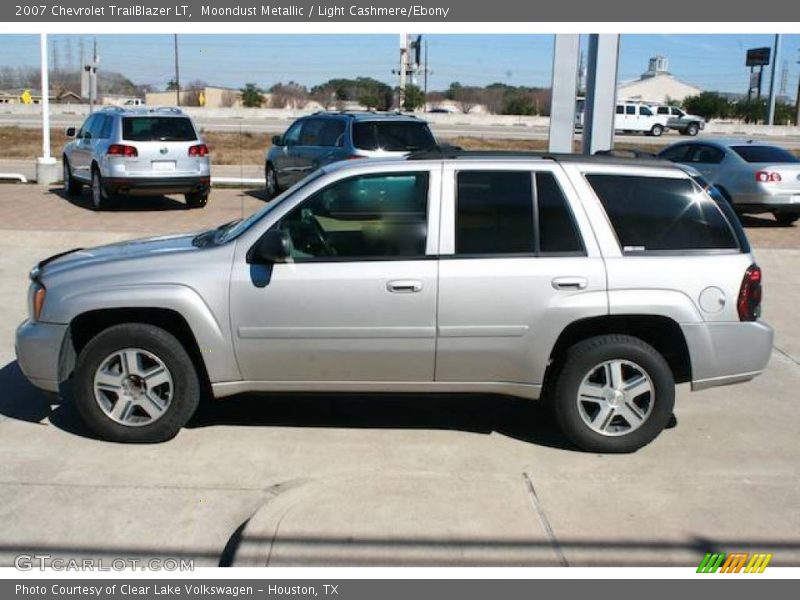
{"left": 31, "top": 283, "right": 46, "bottom": 321}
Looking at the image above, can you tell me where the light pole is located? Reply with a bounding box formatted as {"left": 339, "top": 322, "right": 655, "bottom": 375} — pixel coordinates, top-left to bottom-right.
{"left": 36, "top": 33, "right": 59, "bottom": 185}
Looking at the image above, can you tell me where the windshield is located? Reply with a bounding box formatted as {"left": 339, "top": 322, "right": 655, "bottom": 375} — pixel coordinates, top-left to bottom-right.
{"left": 731, "top": 145, "right": 799, "bottom": 164}
{"left": 214, "top": 170, "right": 327, "bottom": 244}
{"left": 122, "top": 117, "right": 197, "bottom": 142}
{"left": 352, "top": 121, "right": 436, "bottom": 152}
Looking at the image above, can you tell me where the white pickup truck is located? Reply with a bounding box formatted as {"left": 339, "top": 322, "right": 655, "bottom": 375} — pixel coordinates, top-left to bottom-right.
{"left": 650, "top": 104, "right": 706, "bottom": 136}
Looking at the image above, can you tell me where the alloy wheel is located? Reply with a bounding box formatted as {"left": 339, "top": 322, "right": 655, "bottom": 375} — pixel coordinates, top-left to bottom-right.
{"left": 576, "top": 359, "right": 654, "bottom": 436}
{"left": 93, "top": 348, "right": 174, "bottom": 427}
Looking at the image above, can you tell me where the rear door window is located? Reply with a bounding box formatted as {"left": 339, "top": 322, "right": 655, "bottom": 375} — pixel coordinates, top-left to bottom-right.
{"left": 688, "top": 144, "right": 725, "bottom": 164}
{"left": 352, "top": 121, "right": 435, "bottom": 152}
{"left": 455, "top": 171, "right": 534, "bottom": 255}
{"left": 659, "top": 144, "right": 693, "bottom": 162}
{"left": 586, "top": 174, "right": 739, "bottom": 253}
{"left": 121, "top": 117, "right": 196, "bottom": 142}
{"left": 731, "top": 145, "right": 799, "bottom": 163}
{"left": 536, "top": 172, "right": 584, "bottom": 254}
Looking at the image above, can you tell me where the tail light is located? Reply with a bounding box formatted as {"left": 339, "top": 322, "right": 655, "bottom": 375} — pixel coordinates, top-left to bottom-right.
{"left": 345, "top": 155, "right": 366, "bottom": 160}
{"left": 737, "top": 264, "right": 762, "bottom": 321}
{"left": 107, "top": 144, "right": 138, "bottom": 158}
{"left": 755, "top": 170, "right": 781, "bottom": 183}
{"left": 189, "top": 144, "right": 209, "bottom": 157}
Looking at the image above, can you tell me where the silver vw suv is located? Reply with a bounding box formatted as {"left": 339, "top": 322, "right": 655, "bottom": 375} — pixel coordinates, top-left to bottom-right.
{"left": 62, "top": 106, "right": 211, "bottom": 209}
{"left": 16, "top": 150, "right": 773, "bottom": 453}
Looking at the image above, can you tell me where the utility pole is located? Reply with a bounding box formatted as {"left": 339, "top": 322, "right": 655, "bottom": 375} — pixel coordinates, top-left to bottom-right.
{"left": 398, "top": 34, "right": 408, "bottom": 110}
{"left": 423, "top": 40, "right": 429, "bottom": 111}
{"left": 796, "top": 49, "right": 800, "bottom": 126}
{"left": 767, "top": 34, "right": 781, "bottom": 125}
{"left": 174, "top": 33, "right": 181, "bottom": 106}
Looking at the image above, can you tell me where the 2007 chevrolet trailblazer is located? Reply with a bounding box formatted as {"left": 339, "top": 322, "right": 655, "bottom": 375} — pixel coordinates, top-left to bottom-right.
{"left": 15, "top": 151, "right": 773, "bottom": 452}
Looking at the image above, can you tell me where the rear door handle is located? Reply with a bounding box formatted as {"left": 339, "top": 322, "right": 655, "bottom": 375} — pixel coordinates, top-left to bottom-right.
{"left": 552, "top": 277, "right": 588, "bottom": 290}
{"left": 387, "top": 280, "right": 423, "bottom": 294}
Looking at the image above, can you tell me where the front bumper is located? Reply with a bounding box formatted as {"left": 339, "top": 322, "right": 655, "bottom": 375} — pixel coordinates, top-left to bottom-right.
{"left": 681, "top": 320, "right": 774, "bottom": 391}
{"left": 15, "top": 320, "right": 69, "bottom": 394}
{"left": 104, "top": 176, "right": 210, "bottom": 196}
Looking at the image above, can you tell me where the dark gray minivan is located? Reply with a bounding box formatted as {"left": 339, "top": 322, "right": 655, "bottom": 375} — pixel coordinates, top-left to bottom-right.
{"left": 265, "top": 111, "right": 436, "bottom": 197}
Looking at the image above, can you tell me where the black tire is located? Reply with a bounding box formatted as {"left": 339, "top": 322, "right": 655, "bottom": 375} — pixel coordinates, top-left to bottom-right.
{"left": 185, "top": 191, "right": 208, "bottom": 208}
{"left": 775, "top": 213, "right": 799, "bottom": 226}
{"left": 649, "top": 124, "right": 664, "bottom": 137}
{"left": 685, "top": 122, "right": 699, "bottom": 136}
{"left": 265, "top": 162, "right": 280, "bottom": 199}
{"left": 90, "top": 166, "right": 106, "bottom": 210}
{"left": 63, "top": 157, "right": 83, "bottom": 196}
{"left": 551, "top": 334, "right": 675, "bottom": 453}
{"left": 73, "top": 323, "right": 201, "bottom": 443}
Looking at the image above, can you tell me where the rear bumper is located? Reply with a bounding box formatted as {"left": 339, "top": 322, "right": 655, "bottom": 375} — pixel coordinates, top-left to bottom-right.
{"left": 104, "top": 176, "right": 210, "bottom": 196}
{"left": 734, "top": 191, "right": 800, "bottom": 214}
{"left": 15, "top": 319, "right": 69, "bottom": 394}
{"left": 681, "top": 321, "right": 774, "bottom": 391}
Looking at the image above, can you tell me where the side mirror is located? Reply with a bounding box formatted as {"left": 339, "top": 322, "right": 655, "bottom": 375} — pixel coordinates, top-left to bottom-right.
{"left": 65, "top": 127, "right": 77, "bottom": 138}
{"left": 272, "top": 135, "right": 284, "bottom": 146}
{"left": 248, "top": 229, "right": 290, "bottom": 264}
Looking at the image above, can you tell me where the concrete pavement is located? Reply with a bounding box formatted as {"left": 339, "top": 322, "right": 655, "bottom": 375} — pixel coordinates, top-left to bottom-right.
{"left": 0, "top": 184, "right": 798, "bottom": 567}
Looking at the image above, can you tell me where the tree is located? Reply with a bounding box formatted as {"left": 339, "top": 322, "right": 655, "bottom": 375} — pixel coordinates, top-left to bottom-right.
{"left": 403, "top": 84, "right": 425, "bottom": 111}
{"left": 166, "top": 79, "right": 179, "bottom": 91}
{"left": 682, "top": 92, "right": 732, "bottom": 121}
{"left": 240, "top": 83, "right": 265, "bottom": 108}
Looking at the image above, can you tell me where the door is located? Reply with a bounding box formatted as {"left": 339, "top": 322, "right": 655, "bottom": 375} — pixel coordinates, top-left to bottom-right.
{"left": 435, "top": 165, "right": 607, "bottom": 387}
{"left": 293, "top": 118, "right": 346, "bottom": 177}
{"left": 273, "top": 120, "right": 304, "bottom": 188}
{"left": 229, "top": 168, "right": 440, "bottom": 382}
{"left": 685, "top": 144, "right": 726, "bottom": 180}
{"left": 71, "top": 114, "right": 99, "bottom": 179}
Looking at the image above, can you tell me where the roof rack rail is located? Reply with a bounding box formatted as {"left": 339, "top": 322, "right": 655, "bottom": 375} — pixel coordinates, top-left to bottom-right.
{"left": 99, "top": 106, "right": 125, "bottom": 112}
{"left": 151, "top": 106, "right": 184, "bottom": 114}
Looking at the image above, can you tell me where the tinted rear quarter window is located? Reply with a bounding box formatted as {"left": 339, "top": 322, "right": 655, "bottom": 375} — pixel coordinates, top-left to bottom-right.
{"left": 122, "top": 117, "right": 197, "bottom": 142}
{"left": 352, "top": 121, "right": 435, "bottom": 151}
{"left": 587, "top": 174, "right": 739, "bottom": 252}
{"left": 731, "top": 145, "right": 799, "bottom": 163}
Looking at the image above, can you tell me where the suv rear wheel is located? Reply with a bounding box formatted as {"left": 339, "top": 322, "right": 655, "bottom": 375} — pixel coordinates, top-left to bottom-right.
{"left": 90, "top": 167, "right": 107, "bottom": 210}
{"left": 73, "top": 323, "right": 201, "bottom": 443}
{"left": 185, "top": 191, "right": 208, "bottom": 208}
{"left": 775, "top": 212, "right": 799, "bottom": 226}
{"left": 63, "top": 158, "right": 83, "bottom": 197}
{"left": 551, "top": 334, "right": 675, "bottom": 453}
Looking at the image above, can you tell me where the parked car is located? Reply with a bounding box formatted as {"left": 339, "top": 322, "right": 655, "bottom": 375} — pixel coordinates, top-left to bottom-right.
{"left": 62, "top": 106, "right": 210, "bottom": 210}
{"left": 265, "top": 111, "right": 436, "bottom": 198}
{"left": 16, "top": 151, "right": 772, "bottom": 452}
{"left": 659, "top": 139, "right": 800, "bottom": 225}
{"left": 650, "top": 104, "right": 705, "bottom": 136}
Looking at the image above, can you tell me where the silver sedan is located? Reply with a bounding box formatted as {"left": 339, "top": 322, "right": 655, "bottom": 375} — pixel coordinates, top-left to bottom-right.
{"left": 659, "top": 138, "right": 800, "bottom": 225}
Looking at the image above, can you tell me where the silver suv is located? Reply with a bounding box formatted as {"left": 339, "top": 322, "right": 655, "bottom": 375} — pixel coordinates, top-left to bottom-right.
{"left": 16, "top": 151, "right": 773, "bottom": 453}
{"left": 265, "top": 111, "right": 436, "bottom": 198}
{"left": 62, "top": 106, "right": 211, "bottom": 210}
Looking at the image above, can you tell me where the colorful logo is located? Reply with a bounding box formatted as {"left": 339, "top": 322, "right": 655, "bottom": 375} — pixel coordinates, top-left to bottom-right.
{"left": 697, "top": 552, "right": 772, "bottom": 573}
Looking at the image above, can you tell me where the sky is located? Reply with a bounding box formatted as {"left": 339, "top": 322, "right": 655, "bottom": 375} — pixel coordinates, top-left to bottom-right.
{"left": 0, "top": 33, "right": 798, "bottom": 98}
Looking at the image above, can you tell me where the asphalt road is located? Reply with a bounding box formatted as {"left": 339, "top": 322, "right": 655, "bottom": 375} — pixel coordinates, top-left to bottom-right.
{"left": 0, "top": 184, "right": 798, "bottom": 567}
{"left": 4, "top": 111, "right": 800, "bottom": 148}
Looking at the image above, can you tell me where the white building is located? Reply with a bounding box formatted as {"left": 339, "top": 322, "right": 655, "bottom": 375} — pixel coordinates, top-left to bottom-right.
{"left": 618, "top": 56, "right": 702, "bottom": 104}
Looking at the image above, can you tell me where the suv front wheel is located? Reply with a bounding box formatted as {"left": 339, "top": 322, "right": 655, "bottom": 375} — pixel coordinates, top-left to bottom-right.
{"left": 73, "top": 323, "right": 201, "bottom": 443}
{"left": 551, "top": 334, "right": 675, "bottom": 453}
{"left": 63, "top": 158, "right": 83, "bottom": 197}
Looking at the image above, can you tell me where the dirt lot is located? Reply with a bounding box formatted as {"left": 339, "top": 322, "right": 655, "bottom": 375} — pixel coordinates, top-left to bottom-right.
{"left": 0, "top": 125, "right": 709, "bottom": 166}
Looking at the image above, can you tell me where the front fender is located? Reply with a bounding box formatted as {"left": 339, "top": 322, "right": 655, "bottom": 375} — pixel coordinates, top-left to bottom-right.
{"left": 50, "top": 283, "right": 241, "bottom": 383}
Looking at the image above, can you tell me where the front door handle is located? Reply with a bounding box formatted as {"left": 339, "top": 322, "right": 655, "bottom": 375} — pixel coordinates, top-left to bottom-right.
{"left": 387, "top": 280, "right": 423, "bottom": 294}
{"left": 552, "top": 277, "right": 588, "bottom": 290}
